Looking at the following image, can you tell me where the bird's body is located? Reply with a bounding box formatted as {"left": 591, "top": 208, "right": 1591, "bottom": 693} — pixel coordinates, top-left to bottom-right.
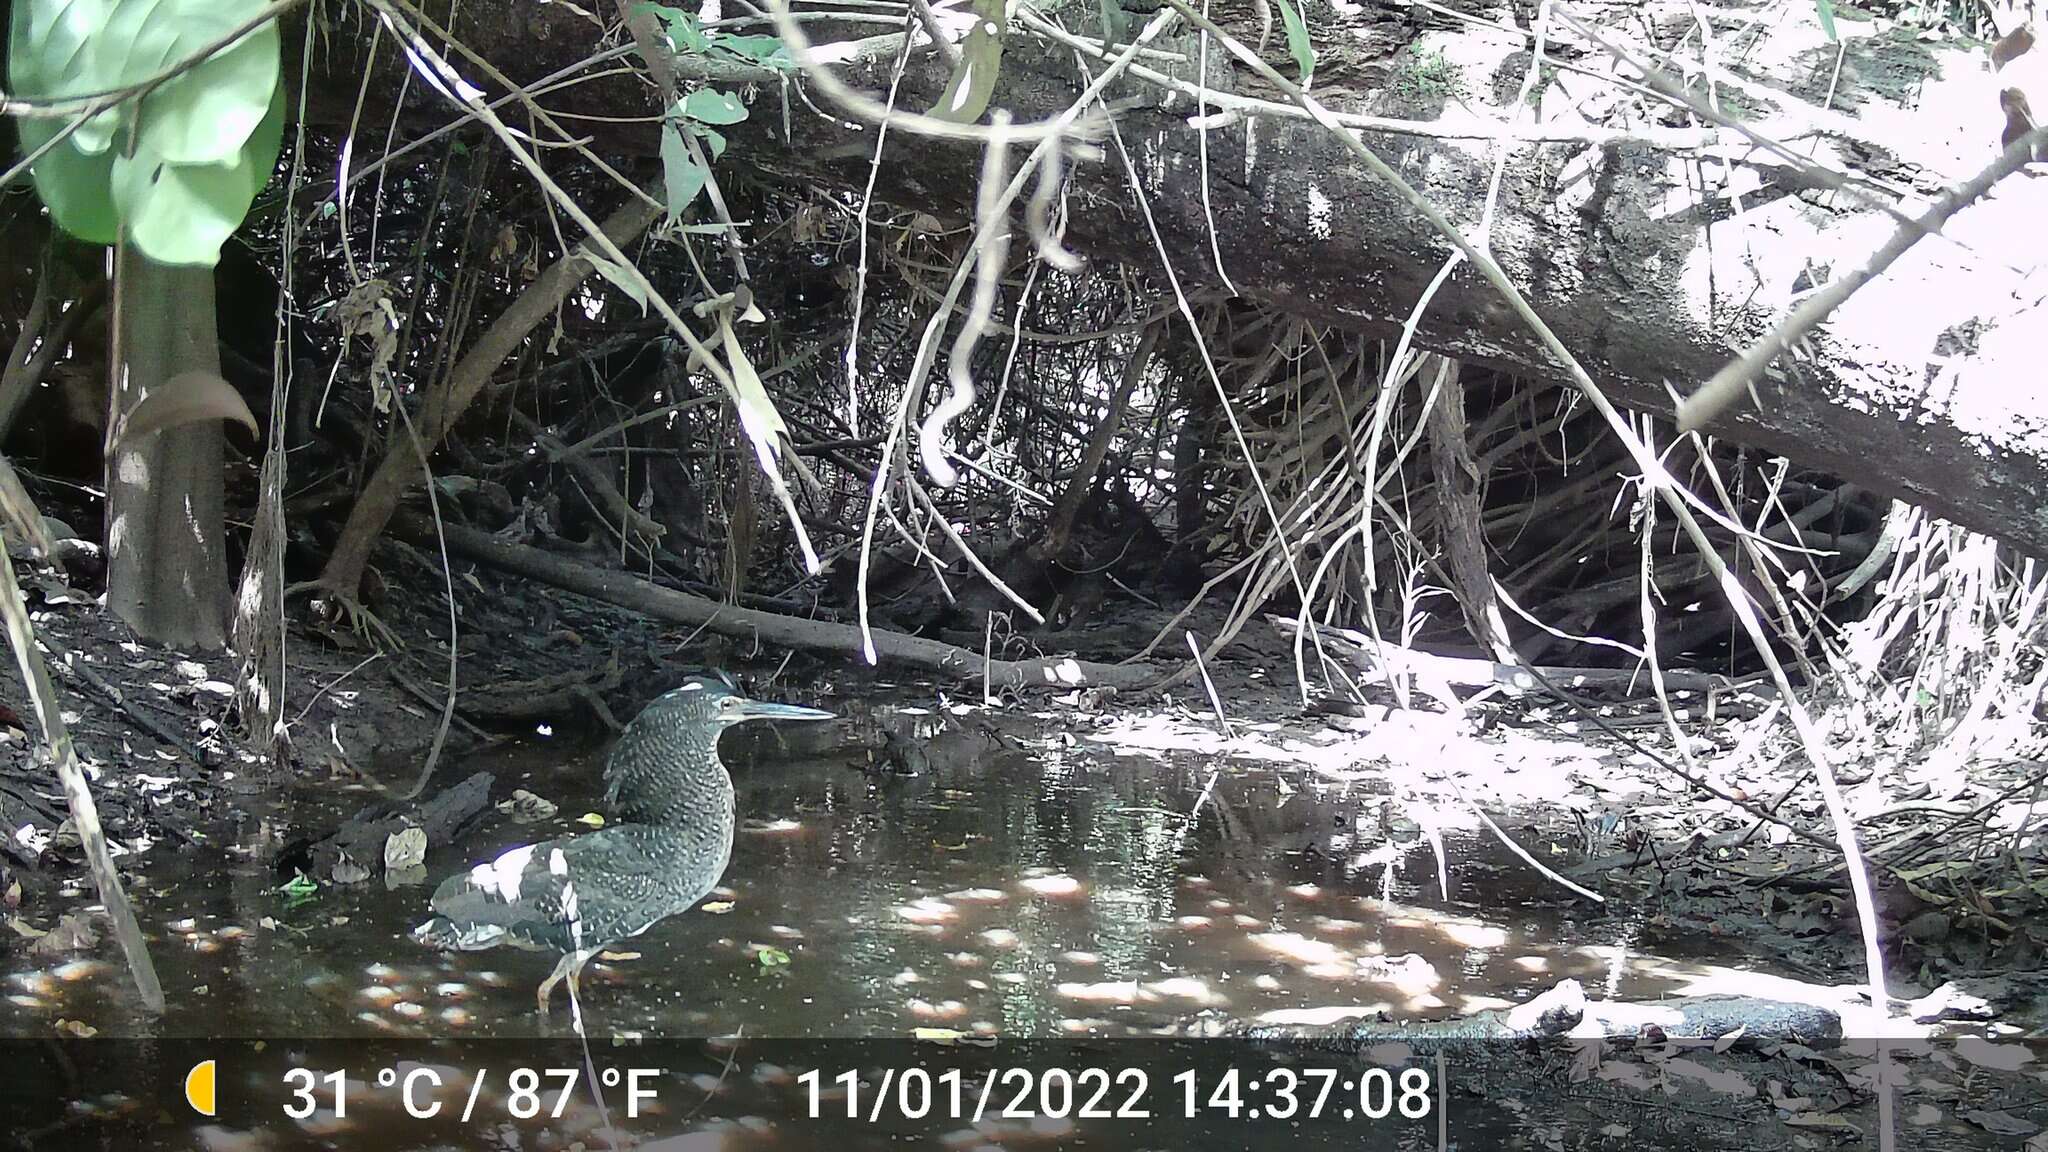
{"left": 413, "top": 675, "right": 831, "bottom": 1012}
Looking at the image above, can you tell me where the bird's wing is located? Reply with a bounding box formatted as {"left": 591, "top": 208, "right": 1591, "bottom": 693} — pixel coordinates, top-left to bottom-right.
{"left": 426, "top": 830, "right": 676, "bottom": 953}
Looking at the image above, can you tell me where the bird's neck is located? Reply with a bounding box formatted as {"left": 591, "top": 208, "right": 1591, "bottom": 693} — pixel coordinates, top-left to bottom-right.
{"left": 636, "top": 771, "right": 733, "bottom": 829}
{"left": 603, "top": 714, "right": 738, "bottom": 827}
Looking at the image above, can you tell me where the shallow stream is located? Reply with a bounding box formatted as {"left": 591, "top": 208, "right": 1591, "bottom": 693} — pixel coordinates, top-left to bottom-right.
{"left": 2, "top": 695, "right": 1769, "bottom": 1148}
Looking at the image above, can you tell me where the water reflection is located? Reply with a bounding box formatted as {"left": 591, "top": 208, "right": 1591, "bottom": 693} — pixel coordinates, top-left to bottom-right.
{"left": 5, "top": 706, "right": 1701, "bottom": 1042}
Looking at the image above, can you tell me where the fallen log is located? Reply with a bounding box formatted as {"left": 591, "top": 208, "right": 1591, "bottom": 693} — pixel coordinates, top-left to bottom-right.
{"left": 391, "top": 512, "right": 1175, "bottom": 693}
{"left": 306, "top": 769, "right": 495, "bottom": 883}
{"left": 286, "top": 6, "right": 2048, "bottom": 560}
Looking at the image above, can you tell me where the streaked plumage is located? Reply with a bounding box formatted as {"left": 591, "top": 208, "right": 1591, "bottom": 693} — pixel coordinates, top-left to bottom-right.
{"left": 413, "top": 675, "right": 832, "bottom": 1011}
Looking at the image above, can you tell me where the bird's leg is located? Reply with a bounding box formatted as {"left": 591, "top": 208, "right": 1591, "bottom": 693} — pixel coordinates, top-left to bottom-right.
{"left": 536, "top": 947, "right": 601, "bottom": 1014}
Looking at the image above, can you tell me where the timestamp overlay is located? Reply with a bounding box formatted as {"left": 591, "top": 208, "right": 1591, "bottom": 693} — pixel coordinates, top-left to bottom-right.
{"left": 1, "top": 1032, "right": 2038, "bottom": 1149}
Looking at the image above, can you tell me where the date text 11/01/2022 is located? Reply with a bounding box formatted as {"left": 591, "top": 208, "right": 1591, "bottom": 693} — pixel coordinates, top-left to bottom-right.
{"left": 801, "top": 1066, "right": 1437, "bottom": 1123}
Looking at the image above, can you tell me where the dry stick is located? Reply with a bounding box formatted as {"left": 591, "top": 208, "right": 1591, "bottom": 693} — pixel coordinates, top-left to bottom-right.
{"left": 982, "top": 613, "right": 995, "bottom": 705}
{"left": 838, "top": 8, "right": 1181, "bottom": 663}
{"left": 1022, "top": 13, "right": 1718, "bottom": 149}
{"left": 0, "top": 272, "right": 103, "bottom": 441}
{"left": 368, "top": 0, "right": 818, "bottom": 571}
{"left": 766, "top": 0, "right": 1096, "bottom": 143}
{"left": 37, "top": 631, "right": 205, "bottom": 766}
{"left": 906, "top": 476, "right": 1042, "bottom": 622}
{"left": 903, "top": 0, "right": 963, "bottom": 67}
{"left": 321, "top": 46, "right": 649, "bottom": 218}
{"left": 389, "top": 400, "right": 461, "bottom": 802}
{"left": 843, "top": 14, "right": 922, "bottom": 442}
{"left": 1193, "top": 0, "right": 1240, "bottom": 296}
{"left": 1676, "top": 121, "right": 2048, "bottom": 432}
{"left": 234, "top": 14, "right": 320, "bottom": 762}
{"left": 1285, "top": 353, "right": 1440, "bottom": 698}
{"left": 0, "top": 459, "right": 163, "bottom": 1011}
{"left": 1186, "top": 631, "right": 1233, "bottom": 737}
{"left": 394, "top": 512, "right": 1170, "bottom": 691}
{"left": 1077, "top": 44, "right": 1322, "bottom": 677}
{"left": 1155, "top": 0, "right": 1897, "bottom": 1061}
{"left": 377, "top": 0, "right": 664, "bottom": 222}
{"left": 291, "top": 652, "right": 385, "bottom": 726}
{"left": 1169, "top": 632, "right": 1230, "bottom": 856}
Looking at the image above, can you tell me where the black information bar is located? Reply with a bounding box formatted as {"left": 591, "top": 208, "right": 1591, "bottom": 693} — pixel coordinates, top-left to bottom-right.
{"left": 0, "top": 1034, "right": 2026, "bottom": 1150}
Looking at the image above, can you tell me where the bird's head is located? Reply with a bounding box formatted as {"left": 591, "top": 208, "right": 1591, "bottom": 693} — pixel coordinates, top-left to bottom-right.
{"left": 656, "top": 675, "right": 836, "bottom": 730}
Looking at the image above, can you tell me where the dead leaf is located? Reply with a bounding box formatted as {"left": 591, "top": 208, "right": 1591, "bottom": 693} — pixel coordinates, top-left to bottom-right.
{"left": 7, "top": 915, "right": 45, "bottom": 938}
{"left": 384, "top": 827, "right": 427, "bottom": 872}
{"left": 1963, "top": 1109, "right": 2040, "bottom": 1137}
{"left": 29, "top": 912, "right": 99, "bottom": 955}
{"left": 54, "top": 1019, "right": 97, "bottom": 1038}
{"left": 598, "top": 950, "right": 641, "bottom": 962}
{"left": 112, "top": 370, "right": 260, "bottom": 448}
{"left": 30, "top": 576, "right": 89, "bottom": 606}
{"left": 333, "top": 281, "right": 400, "bottom": 410}
{"left": 700, "top": 901, "right": 735, "bottom": 914}
{"left": 496, "top": 790, "right": 558, "bottom": 823}
{"left": 1955, "top": 1037, "right": 2035, "bottom": 1073}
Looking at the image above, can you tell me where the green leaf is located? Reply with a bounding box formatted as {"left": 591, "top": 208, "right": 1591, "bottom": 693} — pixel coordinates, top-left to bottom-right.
{"left": 278, "top": 872, "right": 317, "bottom": 897}
{"left": 580, "top": 248, "right": 650, "bottom": 314}
{"left": 712, "top": 33, "right": 792, "bottom": 69}
{"left": 1814, "top": 0, "right": 1838, "bottom": 41}
{"left": 660, "top": 124, "right": 708, "bottom": 217}
{"left": 9, "top": 0, "right": 124, "bottom": 156}
{"left": 681, "top": 88, "right": 749, "bottom": 126}
{"left": 639, "top": 3, "right": 709, "bottom": 53}
{"left": 109, "top": 80, "right": 284, "bottom": 266}
{"left": 1097, "top": 0, "right": 1129, "bottom": 49}
{"left": 929, "top": 14, "right": 1004, "bottom": 124}
{"left": 137, "top": 18, "right": 281, "bottom": 165}
{"left": 692, "top": 125, "right": 727, "bottom": 162}
{"left": 12, "top": 118, "right": 120, "bottom": 244}
{"left": 90, "top": 0, "right": 276, "bottom": 157}
{"left": 10, "top": 0, "right": 283, "bottom": 252}
{"left": 757, "top": 946, "right": 791, "bottom": 969}
{"left": 1273, "top": 0, "right": 1314, "bottom": 85}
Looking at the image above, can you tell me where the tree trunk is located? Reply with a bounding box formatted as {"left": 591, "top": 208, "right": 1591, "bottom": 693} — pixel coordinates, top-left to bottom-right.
{"left": 106, "top": 250, "right": 229, "bottom": 650}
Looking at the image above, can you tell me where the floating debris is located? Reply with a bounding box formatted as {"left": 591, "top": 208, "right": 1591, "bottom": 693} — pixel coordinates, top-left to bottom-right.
{"left": 495, "top": 789, "right": 558, "bottom": 823}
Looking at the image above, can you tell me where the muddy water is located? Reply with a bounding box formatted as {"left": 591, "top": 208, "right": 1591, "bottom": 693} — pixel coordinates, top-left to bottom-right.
{"left": 6, "top": 702, "right": 1723, "bottom": 1039}
{"left": 0, "top": 700, "right": 1758, "bottom": 1148}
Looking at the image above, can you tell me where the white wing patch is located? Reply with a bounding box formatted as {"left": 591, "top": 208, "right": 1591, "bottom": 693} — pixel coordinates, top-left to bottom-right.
{"left": 471, "top": 843, "right": 538, "bottom": 903}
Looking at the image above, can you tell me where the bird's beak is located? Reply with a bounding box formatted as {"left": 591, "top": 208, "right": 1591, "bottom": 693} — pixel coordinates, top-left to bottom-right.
{"left": 732, "top": 698, "right": 835, "bottom": 722}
